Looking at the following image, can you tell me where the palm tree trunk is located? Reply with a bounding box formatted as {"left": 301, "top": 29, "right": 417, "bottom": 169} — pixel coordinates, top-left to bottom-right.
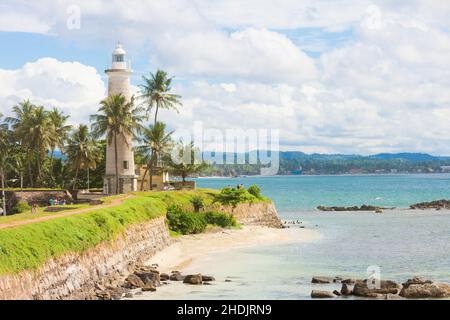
{"left": 1, "top": 167, "right": 6, "bottom": 216}
{"left": 154, "top": 102, "right": 159, "bottom": 125}
{"left": 36, "top": 144, "right": 42, "bottom": 186}
{"left": 27, "top": 155, "right": 33, "bottom": 187}
{"left": 73, "top": 167, "right": 79, "bottom": 190}
{"left": 114, "top": 133, "right": 119, "bottom": 194}
{"left": 149, "top": 150, "right": 155, "bottom": 191}
{"left": 50, "top": 148, "right": 56, "bottom": 185}
{"left": 87, "top": 168, "right": 90, "bottom": 191}
{"left": 140, "top": 167, "right": 149, "bottom": 191}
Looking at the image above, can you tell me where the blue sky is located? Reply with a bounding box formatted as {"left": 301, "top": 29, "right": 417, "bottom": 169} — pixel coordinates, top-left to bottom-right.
{"left": 1, "top": 1, "right": 450, "bottom": 155}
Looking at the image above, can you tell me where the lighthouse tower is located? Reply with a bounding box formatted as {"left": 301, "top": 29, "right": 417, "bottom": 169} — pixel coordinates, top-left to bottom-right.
{"left": 103, "top": 42, "right": 137, "bottom": 194}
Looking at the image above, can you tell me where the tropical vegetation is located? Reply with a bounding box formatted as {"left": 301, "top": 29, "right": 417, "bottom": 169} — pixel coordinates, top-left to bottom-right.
{"left": 164, "top": 140, "right": 208, "bottom": 184}
{"left": 139, "top": 69, "right": 182, "bottom": 125}
{"left": 0, "top": 69, "right": 210, "bottom": 213}
{"left": 90, "top": 94, "right": 144, "bottom": 193}
{"left": 136, "top": 122, "right": 173, "bottom": 191}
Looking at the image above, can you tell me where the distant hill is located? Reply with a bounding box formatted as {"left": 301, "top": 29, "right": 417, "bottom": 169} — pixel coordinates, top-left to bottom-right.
{"left": 368, "top": 153, "right": 443, "bottom": 162}
{"left": 199, "top": 151, "right": 450, "bottom": 176}
{"left": 280, "top": 152, "right": 450, "bottom": 162}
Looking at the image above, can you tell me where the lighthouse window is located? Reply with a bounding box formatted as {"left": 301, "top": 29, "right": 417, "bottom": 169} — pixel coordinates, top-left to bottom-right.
{"left": 114, "top": 54, "right": 124, "bottom": 62}
{"left": 123, "top": 161, "right": 129, "bottom": 169}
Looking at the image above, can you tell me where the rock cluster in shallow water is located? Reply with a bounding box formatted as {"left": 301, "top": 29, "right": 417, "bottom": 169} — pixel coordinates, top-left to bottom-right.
{"left": 92, "top": 265, "right": 217, "bottom": 300}
{"left": 316, "top": 205, "right": 388, "bottom": 212}
{"left": 410, "top": 199, "right": 450, "bottom": 210}
{"left": 310, "top": 276, "right": 450, "bottom": 299}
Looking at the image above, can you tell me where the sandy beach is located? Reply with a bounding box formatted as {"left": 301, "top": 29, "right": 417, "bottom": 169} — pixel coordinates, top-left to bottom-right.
{"left": 124, "top": 225, "right": 321, "bottom": 300}
{"left": 147, "top": 225, "right": 320, "bottom": 273}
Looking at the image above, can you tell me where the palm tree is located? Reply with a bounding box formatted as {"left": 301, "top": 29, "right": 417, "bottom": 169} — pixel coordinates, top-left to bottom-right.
{"left": 7, "top": 142, "right": 27, "bottom": 191}
{"left": 7, "top": 102, "right": 55, "bottom": 186}
{"left": 91, "top": 94, "right": 144, "bottom": 194}
{"left": 165, "top": 140, "right": 208, "bottom": 184}
{"left": 67, "top": 125, "right": 101, "bottom": 190}
{"left": 0, "top": 113, "right": 10, "bottom": 215}
{"left": 48, "top": 108, "right": 71, "bottom": 163}
{"left": 26, "top": 106, "right": 54, "bottom": 185}
{"left": 136, "top": 122, "right": 173, "bottom": 191}
{"left": 139, "top": 70, "right": 182, "bottom": 125}
{"left": 6, "top": 100, "right": 36, "bottom": 186}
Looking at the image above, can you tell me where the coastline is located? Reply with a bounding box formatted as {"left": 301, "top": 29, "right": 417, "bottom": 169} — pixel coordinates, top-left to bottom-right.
{"left": 125, "top": 225, "right": 320, "bottom": 300}
{"left": 147, "top": 225, "right": 320, "bottom": 272}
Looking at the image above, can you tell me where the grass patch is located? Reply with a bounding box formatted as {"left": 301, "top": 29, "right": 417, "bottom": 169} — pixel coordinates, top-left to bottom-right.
{"left": 0, "top": 204, "right": 92, "bottom": 224}
{"left": 0, "top": 189, "right": 267, "bottom": 275}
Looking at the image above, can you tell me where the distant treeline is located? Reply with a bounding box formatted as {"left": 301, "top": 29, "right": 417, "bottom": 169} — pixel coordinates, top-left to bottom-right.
{"left": 199, "top": 152, "right": 450, "bottom": 176}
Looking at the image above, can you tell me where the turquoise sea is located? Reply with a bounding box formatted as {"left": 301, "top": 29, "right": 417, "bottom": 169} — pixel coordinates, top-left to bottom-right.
{"left": 196, "top": 174, "right": 450, "bottom": 211}
{"left": 150, "top": 174, "right": 450, "bottom": 299}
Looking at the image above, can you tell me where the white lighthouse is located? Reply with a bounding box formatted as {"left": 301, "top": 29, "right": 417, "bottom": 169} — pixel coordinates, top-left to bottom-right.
{"left": 103, "top": 42, "right": 137, "bottom": 194}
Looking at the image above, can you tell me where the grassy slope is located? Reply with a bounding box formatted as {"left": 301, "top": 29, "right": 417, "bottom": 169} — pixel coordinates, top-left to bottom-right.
{"left": 0, "top": 189, "right": 218, "bottom": 275}
{"left": 0, "top": 194, "right": 129, "bottom": 225}
{"left": 0, "top": 204, "right": 91, "bottom": 224}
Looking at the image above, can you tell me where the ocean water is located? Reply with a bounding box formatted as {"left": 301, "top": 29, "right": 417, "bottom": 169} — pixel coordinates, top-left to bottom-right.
{"left": 196, "top": 174, "right": 450, "bottom": 211}
{"left": 146, "top": 175, "right": 450, "bottom": 299}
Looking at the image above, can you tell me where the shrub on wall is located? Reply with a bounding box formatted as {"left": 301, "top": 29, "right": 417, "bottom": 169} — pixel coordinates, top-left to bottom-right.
{"left": 247, "top": 184, "right": 262, "bottom": 199}
{"left": 213, "top": 187, "right": 256, "bottom": 207}
{"left": 166, "top": 205, "right": 207, "bottom": 235}
{"left": 204, "top": 211, "right": 237, "bottom": 228}
{"left": 190, "top": 195, "right": 204, "bottom": 213}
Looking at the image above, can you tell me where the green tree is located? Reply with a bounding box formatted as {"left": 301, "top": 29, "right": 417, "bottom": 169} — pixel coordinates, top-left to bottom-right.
{"left": 67, "top": 125, "right": 101, "bottom": 190}
{"left": 165, "top": 140, "right": 208, "bottom": 184}
{"left": 136, "top": 122, "right": 173, "bottom": 191}
{"left": 6, "top": 100, "right": 36, "bottom": 187}
{"left": 7, "top": 102, "right": 55, "bottom": 186}
{"left": 90, "top": 94, "right": 144, "bottom": 194}
{"left": 139, "top": 70, "right": 182, "bottom": 124}
{"left": 0, "top": 113, "right": 11, "bottom": 215}
{"left": 7, "top": 143, "right": 27, "bottom": 190}
{"left": 48, "top": 107, "right": 71, "bottom": 163}
{"left": 26, "top": 106, "right": 54, "bottom": 185}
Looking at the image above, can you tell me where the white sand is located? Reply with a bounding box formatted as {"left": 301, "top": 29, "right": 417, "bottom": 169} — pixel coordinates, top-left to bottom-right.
{"left": 147, "top": 226, "right": 320, "bottom": 272}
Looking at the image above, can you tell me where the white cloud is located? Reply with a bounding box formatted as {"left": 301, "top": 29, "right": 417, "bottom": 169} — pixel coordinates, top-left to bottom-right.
{"left": 2, "top": 1, "right": 450, "bottom": 154}
{"left": 153, "top": 28, "right": 316, "bottom": 84}
{"left": 0, "top": 58, "right": 105, "bottom": 124}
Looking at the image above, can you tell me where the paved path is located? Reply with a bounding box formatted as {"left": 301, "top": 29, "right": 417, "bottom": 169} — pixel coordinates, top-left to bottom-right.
{"left": 0, "top": 195, "right": 133, "bottom": 230}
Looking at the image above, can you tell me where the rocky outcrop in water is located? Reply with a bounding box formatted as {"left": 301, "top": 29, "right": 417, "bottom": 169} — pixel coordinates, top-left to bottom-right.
{"left": 317, "top": 205, "right": 388, "bottom": 212}
{"left": 311, "top": 276, "right": 342, "bottom": 284}
{"left": 310, "top": 276, "right": 450, "bottom": 299}
{"left": 311, "top": 290, "right": 336, "bottom": 298}
{"left": 410, "top": 199, "right": 450, "bottom": 210}
{"left": 352, "top": 279, "right": 401, "bottom": 297}
{"left": 183, "top": 274, "right": 203, "bottom": 285}
{"left": 399, "top": 277, "right": 450, "bottom": 298}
